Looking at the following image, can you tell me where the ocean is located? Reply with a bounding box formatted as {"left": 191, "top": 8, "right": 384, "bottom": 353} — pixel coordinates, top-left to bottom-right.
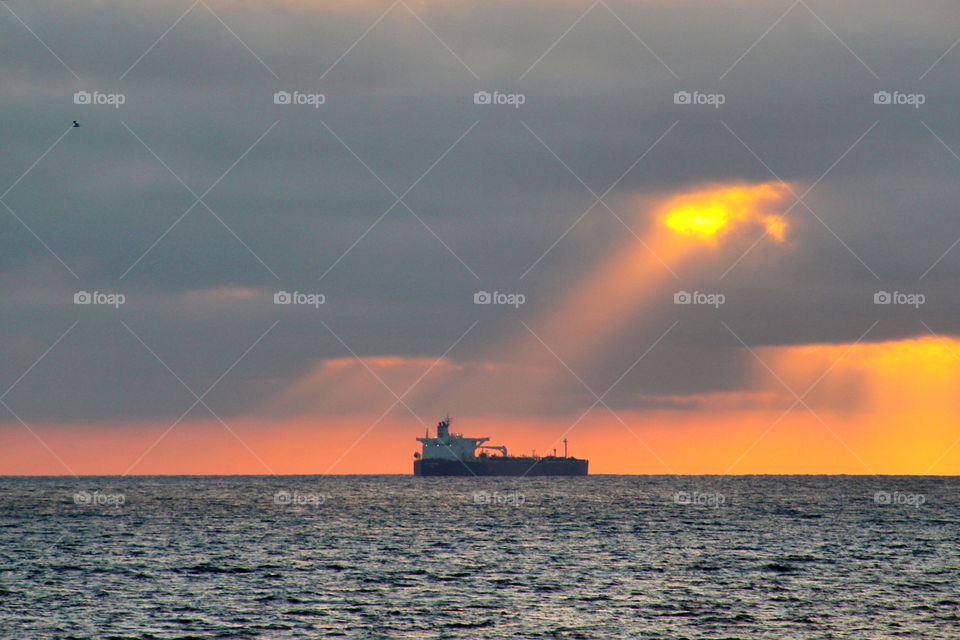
{"left": 1, "top": 475, "right": 957, "bottom": 639}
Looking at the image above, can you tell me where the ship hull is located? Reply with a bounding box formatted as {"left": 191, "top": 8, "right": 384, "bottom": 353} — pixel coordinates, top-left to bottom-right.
{"left": 414, "top": 457, "right": 588, "bottom": 476}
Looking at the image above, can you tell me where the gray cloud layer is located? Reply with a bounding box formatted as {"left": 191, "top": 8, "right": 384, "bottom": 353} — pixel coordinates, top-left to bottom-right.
{"left": 1, "top": 0, "right": 959, "bottom": 421}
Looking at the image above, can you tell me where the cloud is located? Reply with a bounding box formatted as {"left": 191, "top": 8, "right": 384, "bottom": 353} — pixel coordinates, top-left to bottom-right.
{"left": 1, "top": 0, "right": 959, "bottom": 446}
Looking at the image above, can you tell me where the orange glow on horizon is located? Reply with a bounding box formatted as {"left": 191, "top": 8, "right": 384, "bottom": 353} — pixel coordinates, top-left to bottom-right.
{"left": 4, "top": 335, "right": 959, "bottom": 475}
{"left": 761, "top": 337, "right": 960, "bottom": 472}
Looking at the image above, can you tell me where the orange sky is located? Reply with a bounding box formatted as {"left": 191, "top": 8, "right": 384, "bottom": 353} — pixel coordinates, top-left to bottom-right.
{"left": 4, "top": 335, "right": 959, "bottom": 475}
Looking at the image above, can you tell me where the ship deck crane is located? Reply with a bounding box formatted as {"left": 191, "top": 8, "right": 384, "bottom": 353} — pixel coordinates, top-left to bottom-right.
{"left": 478, "top": 445, "right": 508, "bottom": 457}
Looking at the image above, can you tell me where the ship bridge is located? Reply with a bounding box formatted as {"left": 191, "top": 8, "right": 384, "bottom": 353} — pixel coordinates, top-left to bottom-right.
{"left": 416, "top": 417, "right": 490, "bottom": 461}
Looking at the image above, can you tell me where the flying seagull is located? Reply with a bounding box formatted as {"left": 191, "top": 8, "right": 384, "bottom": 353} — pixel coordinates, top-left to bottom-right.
{"left": 72, "top": 120, "right": 80, "bottom": 127}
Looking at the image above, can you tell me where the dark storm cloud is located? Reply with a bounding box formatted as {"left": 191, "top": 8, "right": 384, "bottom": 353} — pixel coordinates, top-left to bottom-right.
{"left": 1, "top": 0, "right": 959, "bottom": 420}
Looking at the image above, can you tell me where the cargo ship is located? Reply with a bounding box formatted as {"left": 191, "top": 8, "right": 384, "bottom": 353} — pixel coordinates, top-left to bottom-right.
{"left": 413, "top": 417, "right": 588, "bottom": 476}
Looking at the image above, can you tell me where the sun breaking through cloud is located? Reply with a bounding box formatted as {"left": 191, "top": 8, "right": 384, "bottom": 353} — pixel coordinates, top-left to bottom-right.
{"left": 662, "top": 182, "right": 792, "bottom": 243}
{"left": 509, "top": 181, "right": 796, "bottom": 368}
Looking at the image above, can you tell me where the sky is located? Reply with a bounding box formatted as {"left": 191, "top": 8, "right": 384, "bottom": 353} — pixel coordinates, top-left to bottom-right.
{"left": 2, "top": 0, "right": 960, "bottom": 474}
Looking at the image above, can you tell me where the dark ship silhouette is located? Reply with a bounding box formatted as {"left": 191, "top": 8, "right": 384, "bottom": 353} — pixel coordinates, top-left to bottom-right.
{"left": 413, "top": 417, "right": 588, "bottom": 476}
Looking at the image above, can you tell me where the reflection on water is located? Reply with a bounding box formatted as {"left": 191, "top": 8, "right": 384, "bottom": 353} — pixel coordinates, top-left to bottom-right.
{"left": 1, "top": 475, "right": 958, "bottom": 638}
